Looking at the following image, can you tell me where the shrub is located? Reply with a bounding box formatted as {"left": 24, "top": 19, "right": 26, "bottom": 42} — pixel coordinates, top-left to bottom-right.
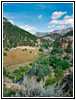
{"left": 49, "top": 56, "right": 62, "bottom": 69}
{"left": 3, "top": 52, "right": 7, "bottom": 56}
{"left": 51, "top": 47, "right": 58, "bottom": 54}
{"left": 3, "top": 88, "right": 16, "bottom": 97}
{"left": 71, "top": 58, "right": 73, "bottom": 64}
{"left": 63, "top": 55, "right": 70, "bottom": 60}
{"left": 43, "top": 65, "right": 51, "bottom": 76}
{"left": 39, "top": 48, "right": 43, "bottom": 52}
{"left": 61, "top": 60, "right": 70, "bottom": 70}
{"left": 3, "top": 67, "right": 9, "bottom": 77}
{"left": 49, "top": 56, "right": 70, "bottom": 70}
{"left": 55, "top": 66, "right": 64, "bottom": 81}
{"left": 37, "top": 68, "right": 44, "bottom": 82}
{"left": 29, "top": 63, "right": 32, "bottom": 66}
{"left": 23, "top": 48, "right": 27, "bottom": 51}
{"left": 5, "top": 48, "right": 9, "bottom": 51}
{"left": 45, "top": 74, "right": 56, "bottom": 86}
{"left": 13, "top": 66, "right": 30, "bottom": 82}
{"left": 30, "top": 51, "right": 32, "bottom": 53}
{"left": 17, "top": 76, "right": 68, "bottom": 97}
{"left": 59, "top": 49, "right": 64, "bottom": 54}
{"left": 66, "top": 41, "right": 72, "bottom": 53}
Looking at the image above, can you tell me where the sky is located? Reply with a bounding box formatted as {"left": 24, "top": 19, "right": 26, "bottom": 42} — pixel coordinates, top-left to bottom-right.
{"left": 3, "top": 3, "right": 73, "bottom": 34}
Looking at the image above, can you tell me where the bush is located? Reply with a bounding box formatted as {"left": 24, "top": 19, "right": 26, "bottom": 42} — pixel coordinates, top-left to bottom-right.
{"left": 17, "top": 76, "right": 68, "bottom": 97}
{"left": 51, "top": 47, "right": 58, "bottom": 54}
{"left": 55, "top": 66, "right": 64, "bottom": 81}
{"left": 43, "top": 65, "right": 51, "bottom": 76}
{"left": 49, "top": 56, "right": 62, "bottom": 69}
{"left": 66, "top": 41, "right": 72, "bottom": 53}
{"left": 3, "top": 88, "right": 16, "bottom": 97}
{"left": 13, "top": 66, "right": 30, "bottom": 82}
{"left": 63, "top": 55, "right": 70, "bottom": 60}
{"left": 3, "top": 52, "right": 7, "bottom": 56}
{"left": 39, "top": 48, "right": 43, "bottom": 52}
{"left": 49, "top": 55, "right": 70, "bottom": 70}
{"left": 71, "top": 58, "right": 73, "bottom": 64}
{"left": 30, "top": 51, "right": 32, "bottom": 53}
{"left": 35, "top": 58, "right": 51, "bottom": 82}
{"left": 5, "top": 48, "right": 9, "bottom": 51}
{"left": 61, "top": 60, "right": 70, "bottom": 70}
{"left": 23, "top": 48, "right": 27, "bottom": 51}
{"left": 45, "top": 74, "right": 56, "bottom": 86}
{"left": 37, "top": 68, "right": 44, "bottom": 82}
{"left": 3, "top": 67, "right": 9, "bottom": 77}
{"left": 29, "top": 63, "right": 32, "bottom": 66}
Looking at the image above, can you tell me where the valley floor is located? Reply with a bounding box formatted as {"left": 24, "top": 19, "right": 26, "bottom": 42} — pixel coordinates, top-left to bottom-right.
{"left": 3, "top": 46, "right": 41, "bottom": 73}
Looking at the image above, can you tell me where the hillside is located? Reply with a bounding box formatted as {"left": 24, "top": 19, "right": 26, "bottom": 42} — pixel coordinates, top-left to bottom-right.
{"left": 51, "top": 27, "right": 73, "bottom": 36}
{"left": 3, "top": 18, "right": 38, "bottom": 50}
{"left": 35, "top": 28, "right": 73, "bottom": 37}
{"left": 35, "top": 32, "right": 49, "bottom": 37}
{"left": 43, "top": 33, "right": 61, "bottom": 40}
{"left": 52, "top": 30, "right": 73, "bottom": 61}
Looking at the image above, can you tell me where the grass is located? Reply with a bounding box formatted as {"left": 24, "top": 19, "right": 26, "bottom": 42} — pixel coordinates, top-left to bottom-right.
{"left": 3, "top": 48, "right": 40, "bottom": 73}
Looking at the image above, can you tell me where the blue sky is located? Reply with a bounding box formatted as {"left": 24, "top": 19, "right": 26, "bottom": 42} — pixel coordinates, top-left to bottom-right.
{"left": 3, "top": 3, "right": 73, "bottom": 34}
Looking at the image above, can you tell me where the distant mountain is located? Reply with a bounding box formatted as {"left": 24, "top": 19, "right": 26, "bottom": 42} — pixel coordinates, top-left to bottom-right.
{"left": 51, "top": 27, "right": 73, "bottom": 36}
{"left": 35, "top": 32, "right": 49, "bottom": 37}
{"left": 43, "top": 33, "right": 61, "bottom": 40}
{"left": 3, "top": 17, "right": 38, "bottom": 50}
{"left": 35, "top": 28, "right": 73, "bottom": 37}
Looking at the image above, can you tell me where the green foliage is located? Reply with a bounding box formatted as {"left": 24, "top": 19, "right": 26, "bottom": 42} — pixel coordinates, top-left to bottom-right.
{"left": 51, "top": 47, "right": 58, "bottom": 54}
{"left": 71, "top": 58, "right": 73, "bottom": 64}
{"left": 45, "top": 74, "right": 56, "bottom": 86}
{"left": 40, "top": 39, "right": 52, "bottom": 49}
{"left": 37, "top": 68, "right": 45, "bottom": 82}
{"left": 63, "top": 55, "right": 70, "bottom": 60}
{"left": 66, "top": 41, "right": 72, "bottom": 53}
{"left": 35, "top": 58, "right": 51, "bottom": 82}
{"left": 3, "top": 87, "right": 16, "bottom": 97}
{"left": 43, "top": 65, "right": 51, "bottom": 76}
{"left": 30, "top": 51, "right": 32, "bottom": 53}
{"left": 39, "top": 48, "right": 43, "bottom": 52}
{"left": 49, "top": 55, "right": 70, "bottom": 70}
{"left": 13, "top": 66, "right": 31, "bottom": 82}
{"left": 5, "top": 48, "right": 9, "bottom": 51}
{"left": 29, "top": 63, "right": 32, "bottom": 66}
{"left": 61, "top": 60, "right": 70, "bottom": 70}
{"left": 3, "top": 21, "right": 38, "bottom": 49}
{"left": 3, "top": 67, "right": 8, "bottom": 77}
{"left": 62, "top": 30, "right": 73, "bottom": 37}
{"left": 44, "top": 33, "right": 61, "bottom": 40}
{"left": 23, "top": 48, "right": 27, "bottom": 51}
{"left": 3, "top": 52, "right": 7, "bottom": 56}
{"left": 51, "top": 47, "right": 64, "bottom": 55}
{"left": 55, "top": 66, "right": 64, "bottom": 80}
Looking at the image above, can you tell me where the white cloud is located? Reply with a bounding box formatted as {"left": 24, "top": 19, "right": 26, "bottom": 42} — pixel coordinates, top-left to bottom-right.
{"left": 49, "top": 20, "right": 59, "bottom": 24}
{"left": 20, "top": 25, "right": 37, "bottom": 31}
{"left": 49, "top": 15, "right": 73, "bottom": 26}
{"left": 56, "top": 25, "right": 65, "bottom": 29}
{"left": 48, "top": 25, "right": 56, "bottom": 28}
{"left": 48, "top": 14, "right": 73, "bottom": 31}
{"left": 9, "top": 20, "right": 14, "bottom": 24}
{"left": 64, "top": 15, "right": 73, "bottom": 19}
{"left": 51, "top": 11, "right": 67, "bottom": 19}
{"left": 38, "top": 15, "right": 42, "bottom": 19}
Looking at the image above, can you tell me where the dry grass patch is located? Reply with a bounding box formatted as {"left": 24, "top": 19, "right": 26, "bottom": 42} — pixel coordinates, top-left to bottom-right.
{"left": 3, "top": 48, "right": 39, "bottom": 72}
